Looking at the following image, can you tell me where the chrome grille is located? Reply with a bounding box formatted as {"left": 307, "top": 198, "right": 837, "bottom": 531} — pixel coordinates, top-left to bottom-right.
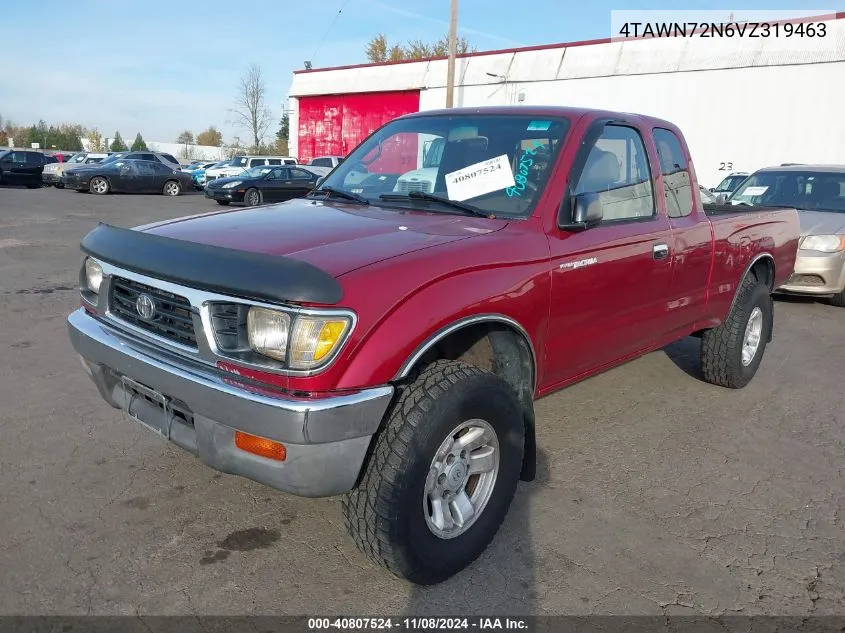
{"left": 208, "top": 303, "right": 249, "bottom": 351}
{"left": 109, "top": 277, "right": 197, "bottom": 348}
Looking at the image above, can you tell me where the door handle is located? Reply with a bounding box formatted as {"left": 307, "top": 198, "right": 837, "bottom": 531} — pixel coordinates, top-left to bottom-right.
{"left": 652, "top": 243, "right": 670, "bottom": 260}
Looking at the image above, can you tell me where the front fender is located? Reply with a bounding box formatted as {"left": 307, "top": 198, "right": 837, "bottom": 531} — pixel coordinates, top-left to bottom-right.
{"left": 333, "top": 256, "right": 552, "bottom": 392}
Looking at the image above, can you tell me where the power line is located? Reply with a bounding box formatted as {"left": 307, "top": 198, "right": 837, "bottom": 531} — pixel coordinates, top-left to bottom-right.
{"left": 309, "top": 0, "right": 353, "bottom": 64}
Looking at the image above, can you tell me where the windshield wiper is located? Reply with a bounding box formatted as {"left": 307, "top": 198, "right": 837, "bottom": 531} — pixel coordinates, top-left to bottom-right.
{"left": 308, "top": 186, "right": 369, "bottom": 205}
{"left": 379, "top": 191, "right": 494, "bottom": 218}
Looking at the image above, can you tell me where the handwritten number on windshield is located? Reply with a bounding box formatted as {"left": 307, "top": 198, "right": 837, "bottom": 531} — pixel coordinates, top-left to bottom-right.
{"left": 507, "top": 140, "right": 545, "bottom": 198}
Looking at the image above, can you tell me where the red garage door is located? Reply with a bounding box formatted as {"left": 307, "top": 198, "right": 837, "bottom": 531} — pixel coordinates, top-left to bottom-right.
{"left": 297, "top": 90, "right": 420, "bottom": 165}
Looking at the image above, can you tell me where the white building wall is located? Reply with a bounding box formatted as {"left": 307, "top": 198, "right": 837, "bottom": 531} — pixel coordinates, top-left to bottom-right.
{"left": 290, "top": 15, "right": 845, "bottom": 187}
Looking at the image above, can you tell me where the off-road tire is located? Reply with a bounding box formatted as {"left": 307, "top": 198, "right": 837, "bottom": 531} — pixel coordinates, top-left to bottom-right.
{"left": 342, "top": 360, "right": 524, "bottom": 585}
{"left": 829, "top": 290, "right": 845, "bottom": 308}
{"left": 701, "top": 273, "right": 773, "bottom": 389}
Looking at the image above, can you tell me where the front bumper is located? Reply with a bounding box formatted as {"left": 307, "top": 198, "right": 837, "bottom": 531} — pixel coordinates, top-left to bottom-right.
{"left": 205, "top": 188, "right": 245, "bottom": 203}
{"left": 42, "top": 172, "right": 62, "bottom": 185}
{"left": 778, "top": 248, "right": 845, "bottom": 296}
{"left": 67, "top": 308, "right": 394, "bottom": 497}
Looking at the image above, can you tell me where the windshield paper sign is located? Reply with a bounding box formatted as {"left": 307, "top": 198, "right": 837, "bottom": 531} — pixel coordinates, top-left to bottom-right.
{"left": 445, "top": 154, "right": 516, "bottom": 202}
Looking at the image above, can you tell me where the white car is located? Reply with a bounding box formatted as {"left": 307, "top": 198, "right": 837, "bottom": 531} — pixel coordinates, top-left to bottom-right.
{"left": 205, "top": 155, "right": 298, "bottom": 184}
{"left": 308, "top": 155, "right": 344, "bottom": 169}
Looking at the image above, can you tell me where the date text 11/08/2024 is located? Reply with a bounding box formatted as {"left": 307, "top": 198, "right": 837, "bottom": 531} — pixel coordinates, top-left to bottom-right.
{"left": 617, "top": 21, "right": 828, "bottom": 39}
{"left": 307, "top": 617, "right": 529, "bottom": 630}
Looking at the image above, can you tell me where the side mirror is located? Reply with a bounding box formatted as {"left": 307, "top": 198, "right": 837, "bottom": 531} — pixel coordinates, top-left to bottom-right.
{"left": 559, "top": 191, "right": 603, "bottom": 231}
{"left": 709, "top": 187, "right": 716, "bottom": 192}
{"left": 315, "top": 176, "right": 325, "bottom": 188}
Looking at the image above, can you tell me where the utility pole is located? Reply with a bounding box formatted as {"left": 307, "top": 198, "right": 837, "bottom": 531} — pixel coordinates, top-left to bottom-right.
{"left": 445, "top": 0, "right": 458, "bottom": 108}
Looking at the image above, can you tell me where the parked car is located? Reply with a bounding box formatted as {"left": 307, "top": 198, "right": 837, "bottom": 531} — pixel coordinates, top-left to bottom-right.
{"left": 205, "top": 155, "right": 298, "bottom": 183}
{"left": 181, "top": 161, "right": 220, "bottom": 189}
{"left": 308, "top": 155, "right": 344, "bottom": 168}
{"left": 698, "top": 184, "right": 721, "bottom": 205}
{"left": 204, "top": 164, "right": 319, "bottom": 206}
{"left": 710, "top": 172, "right": 750, "bottom": 199}
{"left": 67, "top": 106, "right": 798, "bottom": 585}
{"left": 96, "top": 150, "right": 181, "bottom": 170}
{"left": 43, "top": 152, "right": 110, "bottom": 187}
{"left": 728, "top": 164, "right": 845, "bottom": 306}
{"left": 0, "top": 150, "right": 46, "bottom": 188}
{"left": 62, "top": 158, "right": 193, "bottom": 195}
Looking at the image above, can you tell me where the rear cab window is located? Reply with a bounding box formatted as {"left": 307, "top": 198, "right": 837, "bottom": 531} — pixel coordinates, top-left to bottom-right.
{"left": 653, "top": 128, "right": 693, "bottom": 217}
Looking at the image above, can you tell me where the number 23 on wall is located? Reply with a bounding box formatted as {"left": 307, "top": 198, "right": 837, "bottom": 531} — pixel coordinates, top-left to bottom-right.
{"left": 719, "top": 162, "right": 734, "bottom": 171}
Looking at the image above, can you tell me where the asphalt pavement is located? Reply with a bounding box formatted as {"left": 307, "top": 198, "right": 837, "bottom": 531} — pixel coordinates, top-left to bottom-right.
{"left": 1, "top": 185, "right": 843, "bottom": 616}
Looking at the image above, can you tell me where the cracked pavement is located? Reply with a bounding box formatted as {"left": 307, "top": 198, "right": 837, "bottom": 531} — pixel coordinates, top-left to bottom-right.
{"left": 0, "top": 187, "right": 843, "bottom": 615}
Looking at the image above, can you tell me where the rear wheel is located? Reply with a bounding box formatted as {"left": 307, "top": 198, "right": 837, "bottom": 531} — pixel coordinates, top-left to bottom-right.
{"left": 343, "top": 360, "right": 524, "bottom": 584}
{"left": 701, "top": 273, "right": 773, "bottom": 389}
{"left": 89, "top": 176, "right": 109, "bottom": 195}
{"left": 162, "top": 180, "right": 181, "bottom": 196}
{"left": 245, "top": 188, "right": 262, "bottom": 207}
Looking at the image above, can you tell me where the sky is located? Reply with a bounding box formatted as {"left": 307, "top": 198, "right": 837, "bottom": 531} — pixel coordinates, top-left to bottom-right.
{"left": 1, "top": 0, "right": 841, "bottom": 144}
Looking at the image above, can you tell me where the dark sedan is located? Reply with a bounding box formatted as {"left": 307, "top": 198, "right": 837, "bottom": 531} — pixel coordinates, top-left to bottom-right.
{"left": 62, "top": 159, "right": 193, "bottom": 196}
{"left": 205, "top": 165, "right": 319, "bottom": 206}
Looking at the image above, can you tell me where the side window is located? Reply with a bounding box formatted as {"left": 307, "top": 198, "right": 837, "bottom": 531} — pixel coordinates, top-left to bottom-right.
{"left": 284, "top": 159, "right": 296, "bottom": 165}
{"left": 140, "top": 153, "right": 157, "bottom": 162}
{"left": 573, "top": 125, "right": 655, "bottom": 222}
{"left": 269, "top": 167, "right": 288, "bottom": 179}
{"left": 26, "top": 152, "right": 45, "bottom": 165}
{"left": 289, "top": 168, "right": 313, "bottom": 180}
{"left": 10, "top": 152, "right": 27, "bottom": 163}
{"left": 311, "top": 158, "right": 330, "bottom": 167}
{"left": 134, "top": 162, "right": 155, "bottom": 176}
{"left": 248, "top": 158, "right": 265, "bottom": 167}
{"left": 654, "top": 128, "right": 693, "bottom": 217}
{"left": 161, "top": 153, "right": 178, "bottom": 164}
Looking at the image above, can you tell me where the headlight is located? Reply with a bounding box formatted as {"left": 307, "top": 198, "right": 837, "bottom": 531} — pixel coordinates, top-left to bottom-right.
{"left": 222, "top": 180, "right": 242, "bottom": 189}
{"left": 800, "top": 234, "right": 845, "bottom": 253}
{"left": 247, "top": 308, "right": 290, "bottom": 361}
{"left": 246, "top": 307, "right": 352, "bottom": 369}
{"left": 84, "top": 258, "right": 103, "bottom": 293}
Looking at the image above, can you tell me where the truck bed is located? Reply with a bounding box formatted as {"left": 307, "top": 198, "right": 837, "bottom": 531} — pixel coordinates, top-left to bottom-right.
{"left": 703, "top": 203, "right": 795, "bottom": 216}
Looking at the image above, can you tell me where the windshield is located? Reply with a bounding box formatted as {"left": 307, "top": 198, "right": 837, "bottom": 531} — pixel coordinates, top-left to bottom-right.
{"left": 242, "top": 166, "right": 272, "bottom": 178}
{"left": 714, "top": 174, "right": 747, "bottom": 192}
{"left": 231, "top": 156, "right": 248, "bottom": 167}
{"left": 729, "top": 170, "right": 845, "bottom": 213}
{"left": 69, "top": 153, "right": 88, "bottom": 164}
{"left": 317, "top": 114, "right": 571, "bottom": 217}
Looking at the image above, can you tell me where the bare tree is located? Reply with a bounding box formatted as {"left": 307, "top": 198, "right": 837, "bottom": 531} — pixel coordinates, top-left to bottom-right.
{"left": 231, "top": 64, "right": 273, "bottom": 150}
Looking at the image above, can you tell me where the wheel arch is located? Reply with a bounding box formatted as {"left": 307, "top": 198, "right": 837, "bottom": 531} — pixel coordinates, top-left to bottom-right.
{"left": 726, "top": 252, "right": 775, "bottom": 340}
{"left": 393, "top": 313, "right": 538, "bottom": 482}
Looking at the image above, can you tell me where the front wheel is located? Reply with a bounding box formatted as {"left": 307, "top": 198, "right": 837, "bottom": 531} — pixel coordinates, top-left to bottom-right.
{"left": 89, "top": 176, "right": 109, "bottom": 195}
{"left": 829, "top": 289, "right": 845, "bottom": 308}
{"left": 162, "top": 180, "right": 181, "bottom": 196}
{"left": 343, "top": 360, "right": 524, "bottom": 584}
{"left": 245, "top": 187, "right": 262, "bottom": 207}
{"left": 701, "top": 273, "right": 773, "bottom": 388}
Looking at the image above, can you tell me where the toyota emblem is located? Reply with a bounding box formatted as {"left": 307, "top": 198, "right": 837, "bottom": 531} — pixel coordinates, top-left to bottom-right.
{"left": 135, "top": 294, "right": 156, "bottom": 320}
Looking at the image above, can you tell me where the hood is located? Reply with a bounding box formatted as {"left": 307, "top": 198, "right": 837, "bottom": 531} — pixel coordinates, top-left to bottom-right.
{"left": 141, "top": 198, "right": 508, "bottom": 278}
{"left": 797, "top": 210, "right": 845, "bottom": 236}
{"left": 207, "top": 175, "right": 253, "bottom": 187}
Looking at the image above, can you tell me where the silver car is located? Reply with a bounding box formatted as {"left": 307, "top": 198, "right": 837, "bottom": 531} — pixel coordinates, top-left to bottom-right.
{"left": 729, "top": 165, "right": 845, "bottom": 306}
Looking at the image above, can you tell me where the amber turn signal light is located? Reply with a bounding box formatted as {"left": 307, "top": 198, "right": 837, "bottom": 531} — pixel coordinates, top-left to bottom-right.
{"left": 234, "top": 431, "right": 286, "bottom": 461}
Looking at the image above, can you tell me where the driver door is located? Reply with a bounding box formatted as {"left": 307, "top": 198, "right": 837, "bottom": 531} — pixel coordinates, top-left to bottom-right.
{"left": 262, "top": 167, "right": 289, "bottom": 202}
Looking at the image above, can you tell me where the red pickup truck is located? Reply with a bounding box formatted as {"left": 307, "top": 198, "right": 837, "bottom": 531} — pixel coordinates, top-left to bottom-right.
{"left": 68, "top": 106, "right": 799, "bottom": 585}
